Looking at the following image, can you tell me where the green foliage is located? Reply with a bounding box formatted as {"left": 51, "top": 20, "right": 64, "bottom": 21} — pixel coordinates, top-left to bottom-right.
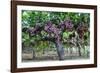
{"left": 22, "top": 10, "right": 90, "bottom": 26}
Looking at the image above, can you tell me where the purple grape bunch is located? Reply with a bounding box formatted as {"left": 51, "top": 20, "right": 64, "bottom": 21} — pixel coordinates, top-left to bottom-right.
{"left": 59, "top": 19, "right": 73, "bottom": 31}
{"left": 77, "top": 23, "right": 88, "bottom": 39}
{"left": 44, "top": 21, "right": 53, "bottom": 33}
{"left": 27, "top": 25, "right": 41, "bottom": 36}
{"left": 64, "top": 20, "right": 73, "bottom": 30}
{"left": 44, "top": 21, "right": 61, "bottom": 42}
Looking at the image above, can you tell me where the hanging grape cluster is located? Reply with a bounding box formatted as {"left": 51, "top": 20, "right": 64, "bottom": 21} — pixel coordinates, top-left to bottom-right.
{"left": 59, "top": 19, "right": 73, "bottom": 31}
{"left": 27, "top": 25, "right": 42, "bottom": 36}
{"left": 44, "top": 21, "right": 61, "bottom": 42}
{"left": 77, "top": 23, "right": 88, "bottom": 39}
